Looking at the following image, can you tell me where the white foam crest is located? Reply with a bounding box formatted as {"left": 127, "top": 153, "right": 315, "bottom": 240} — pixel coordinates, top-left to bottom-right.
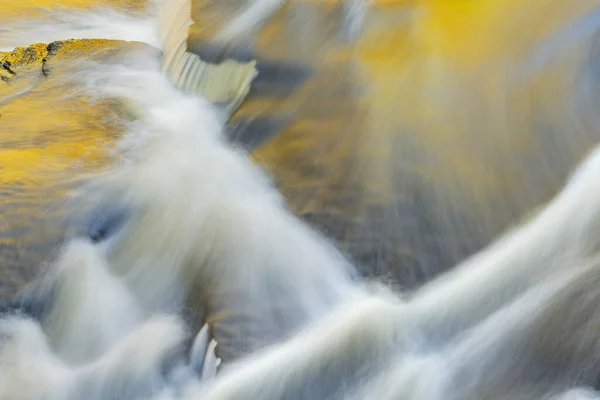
{"left": 70, "top": 53, "right": 361, "bottom": 365}
{"left": 0, "top": 6, "right": 162, "bottom": 52}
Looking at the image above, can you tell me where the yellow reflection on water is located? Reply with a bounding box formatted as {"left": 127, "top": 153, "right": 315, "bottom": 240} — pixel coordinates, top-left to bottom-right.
{"left": 2, "top": 0, "right": 600, "bottom": 290}
{"left": 0, "top": 38, "right": 141, "bottom": 294}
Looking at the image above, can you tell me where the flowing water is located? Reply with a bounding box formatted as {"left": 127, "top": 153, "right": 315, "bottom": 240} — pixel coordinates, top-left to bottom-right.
{"left": 3, "top": 0, "right": 600, "bottom": 399}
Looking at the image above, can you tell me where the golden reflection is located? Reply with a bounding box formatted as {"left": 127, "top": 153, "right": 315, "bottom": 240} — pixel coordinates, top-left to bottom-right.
{"left": 1, "top": 0, "right": 600, "bottom": 291}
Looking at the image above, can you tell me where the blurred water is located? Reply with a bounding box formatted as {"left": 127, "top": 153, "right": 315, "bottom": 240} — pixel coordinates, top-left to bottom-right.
{"left": 2, "top": 0, "right": 600, "bottom": 294}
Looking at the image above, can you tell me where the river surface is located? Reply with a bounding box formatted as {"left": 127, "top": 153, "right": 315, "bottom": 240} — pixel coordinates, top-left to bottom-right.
{"left": 1, "top": 0, "right": 600, "bottom": 298}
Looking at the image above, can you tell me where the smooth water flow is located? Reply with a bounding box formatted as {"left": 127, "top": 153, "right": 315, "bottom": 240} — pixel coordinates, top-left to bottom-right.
{"left": 4, "top": 1, "right": 600, "bottom": 399}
